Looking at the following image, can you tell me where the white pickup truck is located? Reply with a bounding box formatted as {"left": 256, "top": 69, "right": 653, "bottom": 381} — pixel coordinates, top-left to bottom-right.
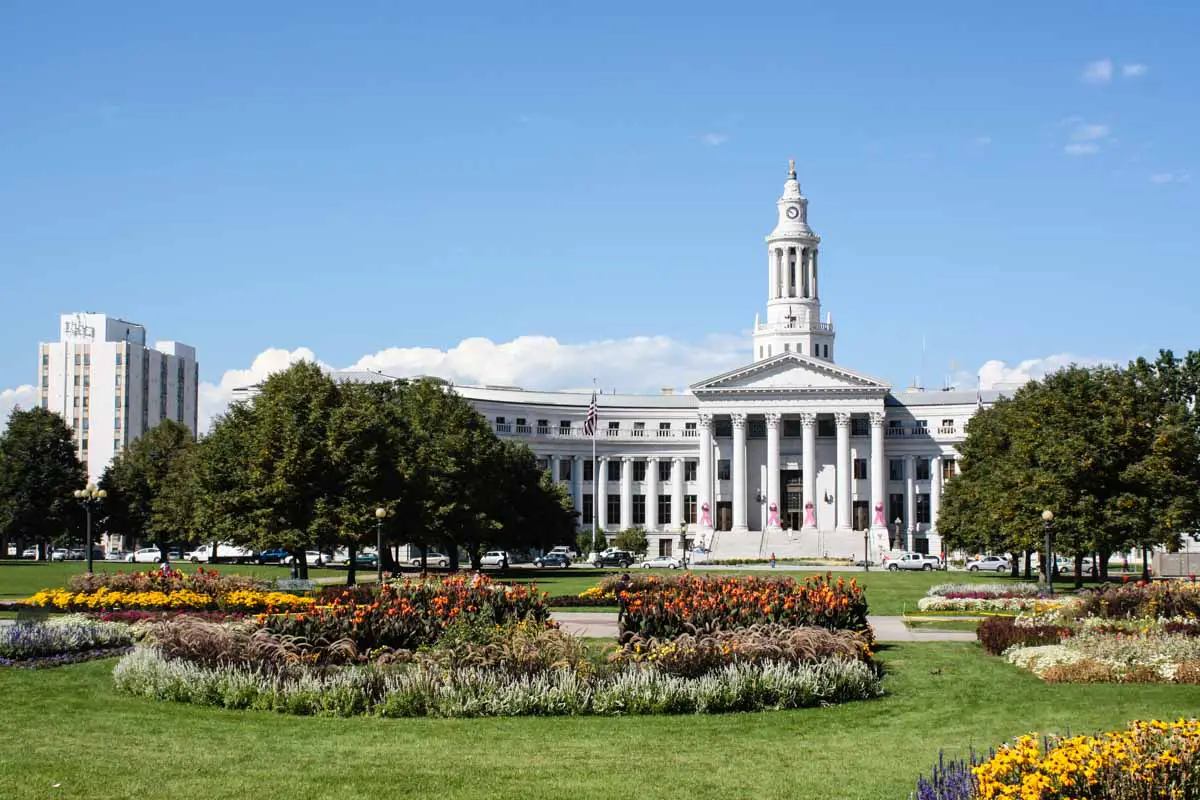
{"left": 183, "top": 543, "right": 257, "bottom": 564}
{"left": 886, "top": 552, "right": 944, "bottom": 571}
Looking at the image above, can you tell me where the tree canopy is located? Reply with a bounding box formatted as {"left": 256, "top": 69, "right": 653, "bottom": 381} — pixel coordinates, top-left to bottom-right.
{"left": 0, "top": 407, "right": 87, "bottom": 557}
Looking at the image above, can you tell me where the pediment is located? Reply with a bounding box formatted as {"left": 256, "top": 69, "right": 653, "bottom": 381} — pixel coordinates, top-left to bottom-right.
{"left": 690, "top": 353, "right": 889, "bottom": 396}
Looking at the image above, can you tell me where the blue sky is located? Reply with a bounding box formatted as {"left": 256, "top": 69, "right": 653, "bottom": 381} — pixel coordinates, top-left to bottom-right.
{"left": 1, "top": 1, "right": 1196, "bottom": 425}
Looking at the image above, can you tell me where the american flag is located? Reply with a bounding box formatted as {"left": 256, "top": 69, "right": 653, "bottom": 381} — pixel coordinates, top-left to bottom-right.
{"left": 584, "top": 390, "right": 598, "bottom": 437}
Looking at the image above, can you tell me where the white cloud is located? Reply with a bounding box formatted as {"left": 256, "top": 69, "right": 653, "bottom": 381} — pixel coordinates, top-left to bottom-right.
{"left": 973, "top": 135, "right": 993, "bottom": 146}
{"left": 1122, "top": 63, "right": 1148, "bottom": 78}
{"left": 1064, "top": 121, "right": 1111, "bottom": 156}
{"left": 0, "top": 385, "right": 37, "bottom": 427}
{"left": 198, "top": 347, "right": 324, "bottom": 431}
{"left": 1082, "top": 59, "right": 1114, "bottom": 85}
{"left": 968, "top": 353, "right": 1116, "bottom": 390}
{"left": 698, "top": 132, "right": 729, "bottom": 146}
{"left": 1149, "top": 171, "right": 1190, "bottom": 184}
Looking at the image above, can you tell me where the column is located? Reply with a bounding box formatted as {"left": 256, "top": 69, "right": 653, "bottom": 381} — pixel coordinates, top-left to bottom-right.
{"left": 812, "top": 249, "right": 819, "bottom": 298}
{"left": 929, "top": 454, "right": 943, "bottom": 558}
{"left": 731, "top": 413, "right": 748, "bottom": 531}
{"left": 619, "top": 456, "right": 633, "bottom": 531}
{"left": 801, "top": 412, "right": 817, "bottom": 530}
{"left": 671, "top": 456, "right": 684, "bottom": 529}
{"left": 572, "top": 456, "right": 584, "bottom": 529}
{"left": 775, "top": 250, "right": 784, "bottom": 298}
{"left": 835, "top": 412, "right": 852, "bottom": 532}
{"left": 548, "top": 455, "right": 559, "bottom": 483}
{"left": 645, "top": 457, "right": 659, "bottom": 532}
{"left": 904, "top": 454, "right": 916, "bottom": 551}
{"left": 596, "top": 456, "right": 609, "bottom": 532}
{"left": 869, "top": 413, "right": 886, "bottom": 532}
{"left": 765, "top": 412, "right": 781, "bottom": 530}
{"left": 698, "top": 414, "right": 714, "bottom": 530}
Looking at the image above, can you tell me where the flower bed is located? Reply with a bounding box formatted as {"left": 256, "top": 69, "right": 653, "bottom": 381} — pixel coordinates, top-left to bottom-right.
{"left": 1074, "top": 580, "right": 1200, "bottom": 619}
{"left": 26, "top": 587, "right": 312, "bottom": 614}
{"left": 1, "top": 615, "right": 134, "bottom": 668}
{"left": 976, "top": 616, "right": 1069, "bottom": 656}
{"left": 617, "top": 573, "right": 868, "bottom": 639}
{"left": 918, "top": 596, "right": 1056, "bottom": 613}
{"left": 927, "top": 583, "right": 1047, "bottom": 599}
{"left": 1005, "top": 629, "right": 1200, "bottom": 683}
{"left": 112, "top": 645, "right": 882, "bottom": 717}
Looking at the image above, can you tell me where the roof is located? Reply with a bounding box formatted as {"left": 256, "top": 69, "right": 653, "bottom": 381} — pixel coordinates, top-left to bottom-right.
{"left": 886, "top": 389, "right": 1011, "bottom": 408}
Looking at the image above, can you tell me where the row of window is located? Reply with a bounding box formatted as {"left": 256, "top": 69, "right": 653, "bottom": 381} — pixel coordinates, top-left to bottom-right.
{"left": 579, "top": 494, "right": 699, "bottom": 527}
{"left": 501, "top": 416, "right": 958, "bottom": 438}
{"left": 758, "top": 342, "right": 830, "bottom": 359}
{"left": 538, "top": 455, "right": 955, "bottom": 484}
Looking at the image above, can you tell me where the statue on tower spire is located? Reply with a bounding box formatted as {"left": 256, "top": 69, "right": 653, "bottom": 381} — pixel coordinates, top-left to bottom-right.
{"left": 788, "top": 158, "right": 796, "bottom": 179}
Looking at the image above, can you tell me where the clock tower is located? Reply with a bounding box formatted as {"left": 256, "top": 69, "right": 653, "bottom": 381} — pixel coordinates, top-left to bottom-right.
{"left": 753, "top": 160, "right": 836, "bottom": 362}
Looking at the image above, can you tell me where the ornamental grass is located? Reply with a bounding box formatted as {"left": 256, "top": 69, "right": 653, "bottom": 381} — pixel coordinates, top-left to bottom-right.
{"left": 972, "top": 719, "right": 1200, "bottom": 800}
{"left": 616, "top": 572, "right": 868, "bottom": 639}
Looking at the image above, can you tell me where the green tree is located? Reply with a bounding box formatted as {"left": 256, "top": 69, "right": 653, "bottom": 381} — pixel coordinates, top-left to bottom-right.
{"left": 107, "top": 419, "right": 197, "bottom": 559}
{"left": 0, "top": 408, "right": 86, "bottom": 559}
{"left": 612, "top": 527, "right": 649, "bottom": 555}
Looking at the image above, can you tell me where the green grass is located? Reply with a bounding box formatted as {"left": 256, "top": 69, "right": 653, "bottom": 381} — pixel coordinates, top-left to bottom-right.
{"left": 1, "top": 644, "right": 1198, "bottom": 799}
{"left": 0, "top": 560, "right": 295, "bottom": 600}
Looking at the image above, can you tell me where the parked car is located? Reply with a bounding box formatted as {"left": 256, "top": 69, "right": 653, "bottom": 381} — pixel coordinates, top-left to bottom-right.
{"left": 592, "top": 550, "right": 635, "bottom": 568}
{"left": 480, "top": 551, "right": 511, "bottom": 568}
{"left": 533, "top": 552, "right": 571, "bottom": 568}
{"left": 965, "top": 555, "right": 1011, "bottom": 573}
{"left": 640, "top": 555, "right": 681, "bottom": 569}
{"left": 887, "top": 552, "right": 943, "bottom": 571}
{"left": 184, "top": 543, "right": 256, "bottom": 564}
{"left": 126, "top": 547, "right": 167, "bottom": 563}
{"left": 548, "top": 546, "right": 580, "bottom": 559}
{"left": 257, "top": 548, "right": 290, "bottom": 564}
{"left": 409, "top": 552, "right": 451, "bottom": 568}
{"left": 284, "top": 551, "right": 330, "bottom": 567}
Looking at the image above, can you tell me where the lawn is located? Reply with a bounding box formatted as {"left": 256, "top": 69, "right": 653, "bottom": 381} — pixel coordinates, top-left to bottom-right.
{"left": 0, "top": 560, "right": 295, "bottom": 600}
{"left": 1, "top": 644, "right": 1198, "bottom": 799}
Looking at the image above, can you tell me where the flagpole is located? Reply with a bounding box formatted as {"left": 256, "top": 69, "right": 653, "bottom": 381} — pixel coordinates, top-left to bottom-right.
{"left": 591, "top": 379, "right": 598, "bottom": 554}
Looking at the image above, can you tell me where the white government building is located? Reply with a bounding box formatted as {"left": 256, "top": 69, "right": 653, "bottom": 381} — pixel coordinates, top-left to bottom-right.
{"left": 330, "top": 162, "right": 1003, "bottom": 562}
{"left": 37, "top": 313, "right": 200, "bottom": 485}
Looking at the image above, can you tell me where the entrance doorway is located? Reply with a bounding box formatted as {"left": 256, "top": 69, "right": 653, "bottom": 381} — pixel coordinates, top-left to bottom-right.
{"left": 852, "top": 501, "right": 869, "bottom": 531}
{"left": 716, "top": 502, "right": 733, "bottom": 531}
{"left": 781, "top": 468, "right": 802, "bottom": 530}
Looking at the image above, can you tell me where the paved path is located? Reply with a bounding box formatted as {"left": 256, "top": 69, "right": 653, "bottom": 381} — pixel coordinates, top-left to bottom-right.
{"left": 551, "top": 612, "right": 977, "bottom": 643}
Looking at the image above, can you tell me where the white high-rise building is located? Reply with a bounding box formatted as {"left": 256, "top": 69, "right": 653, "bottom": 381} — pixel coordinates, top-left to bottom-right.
{"left": 37, "top": 313, "right": 199, "bottom": 483}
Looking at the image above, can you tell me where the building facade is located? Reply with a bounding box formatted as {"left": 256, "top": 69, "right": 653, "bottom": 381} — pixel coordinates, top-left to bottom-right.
{"left": 324, "top": 164, "right": 1003, "bottom": 561}
{"left": 38, "top": 313, "right": 199, "bottom": 484}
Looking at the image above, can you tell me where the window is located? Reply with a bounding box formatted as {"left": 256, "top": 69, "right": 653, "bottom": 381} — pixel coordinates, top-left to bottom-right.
{"left": 889, "top": 494, "right": 905, "bottom": 525}
{"left": 759, "top": 346, "right": 763, "bottom": 359}
{"left": 657, "top": 495, "right": 672, "bottom": 526}
{"left": 658, "top": 459, "right": 672, "bottom": 482}
{"left": 81, "top": 396, "right": 89, "bottom": 408}
{"left": 582, "top": 494, "right": 594, "bottom": 523}
{"left": 41, "top": 375, "right": 48, "bottom": 388}
{"left": 851, "top": 417, "right": 869, "bottom": 437}
{"left": 817, "top": 417, "right": 835, "bottom": 437}
{"left": 82, "top": 418, "right": 89, "bottom": 430}
{"left": 717, "top": 459, "right": 731, "bottom": 481}
{"left": 942, "top": 458, "right": 956, "bottom": 481}
{"left": 536, "top": 419, "right": 550, "bottom": 434}
{"left": 685, "top": 421, "right": 697, "bottom": 435}
{"left": 942, "top": 418, "right": 954, "bottom": 428}
{"left": 633, "top": 422, "right": 645, "bottom": 437}
{"left": 714, "top": 419, "right": 732, "bottom": 438}
{"left": 558, "top": 420, "right": 571, "bottom": 434}
{"left": 584, "top": 460, "right": 594, "bottom": 481}
{"left": 915, "top": 419, "right": 928, "bottom": 429}
{"left": 685, "top": 494, "right": 697, "bottom": 524}
{"left": 889, "top": 419, "right": 902, "bottom": 429}
{"left": 916, "top": 493, "right": 931, "bottom": 524}
{"left": 684, "top": 461, "right": 697, "bottom": 482}
{"left": 80, "top": 438, "right": 88, "bottom": 451}
{"left": 784, "top": 343, "right": 790, "bottom": 352}
{"left": 748, "top": 419, "right": 766, "bottom": 439}
{"left": 608, "top": 421, "right": 620, "bottom": 431}
{"left": 73, "top": 375, "right": 80, "bottom": 386}
{"left": 82, "top": 375, "right": 89, "bottom": 387}
{"left": 42, "top": 353, "right": 49, "bottom": 366}
{"left": 632, "top": 494, "right": 646, "bottom": 525}
{"left": 115, "top": 353, "right": 122, "bottom": 365}
{"left": 823, "top": 344, "right": 829, "bottom": 358}
{"left": 607, "top": 494, "right": 621, "bottom": 525}
{"left": 916, "top": 458, "right": 930, "bottom": 480}
{"left": 631, "top": 460, "right": 645, "bottom": 481}
{"left": 889, "top": 459, "right": 904, "bottom": 481}
{"left": 114, "top": 439, "right": 121, "bottom": 451}
{"left": 607, "top": 460, "right": 621, "bottom": 481}
{"left": 853, "top": 458, "right": 867, "bottom": 480}
{"left": 558, "top": 459, "right": 572, "bottom": 481}
{"left": 658, "top": 422, "right": 671, "bottom": 437}
{"left": 783, "top": 419, "right": 802, "bottom": 437}
{"left": 812, "top": 343, "right": 818, "bottom": 356}
{"left": 515, "top": 417, "right": 527, "bottom": 428}
{"left": 83, "top": 353, "right": 90, "bottom": 366}
{"left": 74, "top": 354, "right": 81, "bottom": 366}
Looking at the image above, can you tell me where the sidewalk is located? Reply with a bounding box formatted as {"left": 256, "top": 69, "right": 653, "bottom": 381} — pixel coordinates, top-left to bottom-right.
{"left": 550, "top": 612, "right": 977, "bottom": 643}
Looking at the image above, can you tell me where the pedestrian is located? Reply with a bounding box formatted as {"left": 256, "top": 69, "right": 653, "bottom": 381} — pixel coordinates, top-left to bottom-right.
{"left": 769, "top": 552, "right": 777, "bottom": 569}
{"left": 470, "top": 570, "right": 483, "bottom": 588}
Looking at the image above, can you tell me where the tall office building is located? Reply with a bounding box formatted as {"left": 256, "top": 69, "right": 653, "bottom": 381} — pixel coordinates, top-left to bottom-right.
{"left": 38, "top": 313, "right": 199, "bottom": 484}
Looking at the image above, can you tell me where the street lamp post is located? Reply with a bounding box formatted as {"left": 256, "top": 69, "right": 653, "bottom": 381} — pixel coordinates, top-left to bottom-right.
{"left": 863, "top": 526, "right": 871, "bottom": 572}
{"left": 894, "top": 517, "right": 903, "bottom": 551}
{"left": 1041, "top": 509, "right": 1055, "bottom": 596}
{"left": 73, "top": 484, "right": 107, "bottom": 573}
{"left": 374, "top": 508, "right": 387, "bottom": 585}
{"left": 678, "top": 521, "right": 689, "bottom": 570}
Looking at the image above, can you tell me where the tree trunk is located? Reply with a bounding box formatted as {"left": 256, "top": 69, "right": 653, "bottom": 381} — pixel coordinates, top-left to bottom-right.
{"left": 1073, "top": 553, "right": 1084, "bottom": 590}
{"left": 446, "top": 540, "right": 459, "bottom": 572}
{"left": 1024, "top": 550, "right": 1033, "bottom": 580}
{"left": 211, "top": 538, "right": 220, "bottom": 566}
{"left": 1142, "top": 547, "right": 1151, "bottom": 582}
{"left": 1098, "top": 547, "right": 1110, "bottom": 581}
{"left": 380, "top": 541, "right": 399, "bottom": 575}
{"left": 1010, "top": 551, "right": 1020, "bottom": 579}
{"left": 295, "top": 549, "right": 309, "bottom": 580}
{"left": 346, "top": 541, "right": 357, "bottom": 586}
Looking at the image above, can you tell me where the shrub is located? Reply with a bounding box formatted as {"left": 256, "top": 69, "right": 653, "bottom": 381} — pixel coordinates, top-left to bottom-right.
{"left": 617, "top": 573, "right": 869, "bottom": 639}
{"left": 1041, "top": 659, "right": 1120, "bottom": 684}
{"left": 67, "top": 566, "right": 268, "bottom": 595}
{"left": 1074, "top": 580, "right": 1200, "bottom": 620}
{"left": 976, "top": 616, "right": 1067, "bottom": 655}
{"left": 1176, "top": 661, "right": 1200, "bottom": 684}
{"left": 112, "top": 646, "right": 883, "bottom": 717}
{"left": 613, "top": 624, "right": 870, "bottom": 679}
{"left": 0, "top": 615, "right": 134, "bottom": 667}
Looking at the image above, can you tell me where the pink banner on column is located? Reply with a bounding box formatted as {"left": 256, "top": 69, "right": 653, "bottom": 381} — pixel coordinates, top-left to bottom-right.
{"left": 873, "top": 501, "right": 886, "bottom": 527}
{"left": 700, "top": 502, "right": 712, "bottom": 527}
{"left": 803, "top": 501, "right": 816, "bottom": 527}
{"left": 767, "top": 502, "right": 781, "bottom": 527}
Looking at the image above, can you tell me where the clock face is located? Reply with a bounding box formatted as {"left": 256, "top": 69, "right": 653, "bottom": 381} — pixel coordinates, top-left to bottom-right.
{"left": 786, "top": 206, "right": 799, "bottom": 219}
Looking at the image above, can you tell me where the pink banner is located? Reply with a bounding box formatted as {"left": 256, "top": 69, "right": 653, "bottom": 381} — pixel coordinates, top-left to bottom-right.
{"left": 873, "top": 501, "right": 885, "bottom": 527}
{"left": 767, "top": 502, "right": 781, "bottom": 527}
{"left": 700, "top": 502, "right": 712, "bottom": 527}
{"left": 803, "top": 501, "right": 816, "bottom": 527}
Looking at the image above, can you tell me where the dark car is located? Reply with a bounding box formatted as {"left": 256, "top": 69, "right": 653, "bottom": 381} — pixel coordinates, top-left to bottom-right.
{"left": 257, "top": 548, "right": 290, "bottom": 564}
{"left": 533, "top": 552, "right": 571, "bottom": 568}
{"left": 591, "top": 551, "right": 635, "bottom": 568}
{"left": 352, "top": 553, "right": 377, "bottom": 567}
